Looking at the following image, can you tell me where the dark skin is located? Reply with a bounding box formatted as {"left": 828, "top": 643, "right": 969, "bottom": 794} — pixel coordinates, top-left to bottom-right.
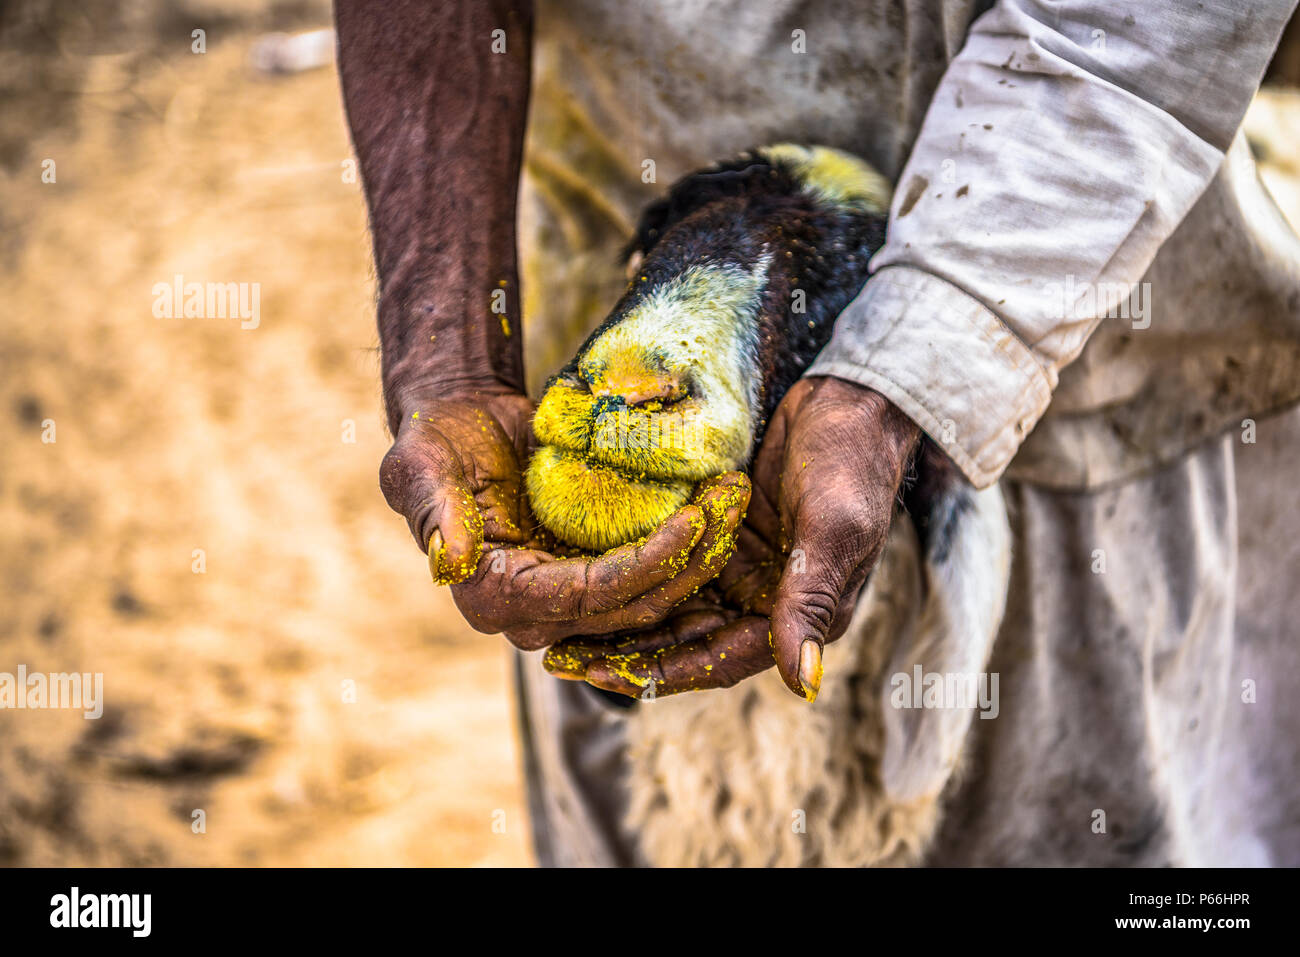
{"left": 546, "top": 378, "right": 919, "bottom": 699}
{"left": 337, "top": 0, "right": 748, "bottom": 645}
{"left": 336, "top": 0, "right": 920, "bottom": 692}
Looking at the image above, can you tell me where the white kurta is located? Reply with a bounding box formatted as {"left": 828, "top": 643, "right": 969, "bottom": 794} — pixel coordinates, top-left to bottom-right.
{"left": 512, "top": 0, "right": 1300, "bottom": 865}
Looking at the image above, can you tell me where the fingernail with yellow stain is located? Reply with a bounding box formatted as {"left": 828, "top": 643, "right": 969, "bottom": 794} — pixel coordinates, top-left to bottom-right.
{"left": 799, "top": 639, "right": 823, "bottom": 703}
{"left": 427, "top": 529, "right": 446, "bottom": 584}
{"left": 542, "top": 644, "right": 595, "bottom": 680}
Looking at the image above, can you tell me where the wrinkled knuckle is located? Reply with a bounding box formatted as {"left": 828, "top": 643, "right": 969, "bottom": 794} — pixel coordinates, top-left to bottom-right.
{"left": 581, "top": 561, "right": 652, "bottom": 619}
{"left": 796, "top": 582, "right": 841, "bottom": 631}
{"left": 584, "top": 562, "right": 621, "bottom": 601}
{"left": 636, "top": 588, "right": 691, "bottom": 631}
{"left": 576, "top": 579, "right": 615, "bottom": 620}
{"left": 639, "top": 591, "right": 680, "bottom": 621}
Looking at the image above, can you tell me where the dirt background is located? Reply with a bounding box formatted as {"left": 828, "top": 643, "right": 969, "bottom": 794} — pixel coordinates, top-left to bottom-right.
{"left": 0, "top": 0, "right": 529, "bottom": 867}
{"left": 0, "top": 0, "right": 1296, "bottom": 867}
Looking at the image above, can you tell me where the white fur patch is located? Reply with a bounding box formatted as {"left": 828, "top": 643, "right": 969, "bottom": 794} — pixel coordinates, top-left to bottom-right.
{"left": 579, "top": 258, "right": 771, "bottom": 471}
{"left": 760, "top": 143, "right": 893, "bottom": 215}
{"left": 622, "top": 486, "right": 1012, "bottom": 867}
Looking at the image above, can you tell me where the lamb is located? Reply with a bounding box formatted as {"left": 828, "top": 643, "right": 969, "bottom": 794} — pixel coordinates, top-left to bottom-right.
{"left": 526, "top": 144, "right": 890, "bottom": 552}
{"left": 531, "top": 145, "right": 1013, "bottom": 866}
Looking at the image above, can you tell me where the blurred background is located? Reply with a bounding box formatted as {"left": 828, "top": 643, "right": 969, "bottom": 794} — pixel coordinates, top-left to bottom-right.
{"left": 0, "top": 0, "right": 1296, "bottom": 867}
{"left": 0, "top": 0, "right": 529, "bottom": 867}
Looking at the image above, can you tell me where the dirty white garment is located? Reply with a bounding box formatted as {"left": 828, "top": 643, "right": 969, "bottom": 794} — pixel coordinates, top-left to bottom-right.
{"left": 516, "top": 409, "right": 1300, "bottom": 866}
{"left": 810, "top": 0, "right": 1299, "bottom": 487}
{"left": 930, "top": 424, "right": 1279, "bottom": 865}
{"left": 512, "top": 0, "right": 1300, "bottom": 866}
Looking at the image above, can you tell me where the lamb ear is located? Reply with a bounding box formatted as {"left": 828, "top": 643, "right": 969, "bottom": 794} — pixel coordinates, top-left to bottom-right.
{"left": 878, "top": 482, "right": 1012, "bottom": 805}
{"left": 627, "top": 154, "right": 779, "bottom": 257}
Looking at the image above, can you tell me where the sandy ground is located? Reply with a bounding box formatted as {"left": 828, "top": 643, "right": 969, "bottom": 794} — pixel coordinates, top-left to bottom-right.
{"left": 1, "top": 2, "right": 1296, "bottom": 867}
{"left": 0, "top": 3, "right": 531, "bottom": 866}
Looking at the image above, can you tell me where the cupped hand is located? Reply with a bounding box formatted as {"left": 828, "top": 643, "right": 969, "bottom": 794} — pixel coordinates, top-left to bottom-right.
{"left": 379, "top": 390, "right": 749, "bottom": 650}
{"left": 543, "top": 377, "right": 919, "bottom": 699}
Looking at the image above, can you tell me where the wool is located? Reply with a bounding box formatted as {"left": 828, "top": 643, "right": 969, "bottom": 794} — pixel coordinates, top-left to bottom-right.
{"left": 524, "top": 446, "right": 693, "bottom": 553}
{"left": 622, "top": 484, "right": 1011, "bottom": 867}
{"left": 623, "top": 516, "right": 934, "bottom": 867}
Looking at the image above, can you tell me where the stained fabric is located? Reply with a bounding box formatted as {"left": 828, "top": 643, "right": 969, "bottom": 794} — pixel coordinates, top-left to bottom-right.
{"left": 511, "top": 0, "right": 1300, "bottom": 866}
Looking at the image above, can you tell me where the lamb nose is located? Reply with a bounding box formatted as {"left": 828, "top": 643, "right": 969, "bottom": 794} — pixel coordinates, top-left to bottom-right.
{"left": 592, "top": 371, "right": 685, "bottom": 408}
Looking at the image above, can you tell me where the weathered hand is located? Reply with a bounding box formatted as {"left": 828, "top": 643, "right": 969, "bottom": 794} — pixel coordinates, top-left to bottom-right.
{"left": 379, "top": 390, "right": 749, "bottom": 650}
{"left": 544, "top": 377, "right": 919, "bottom": 698}
{"left": 380, "top": 390, "right": 536, "bottom": 580}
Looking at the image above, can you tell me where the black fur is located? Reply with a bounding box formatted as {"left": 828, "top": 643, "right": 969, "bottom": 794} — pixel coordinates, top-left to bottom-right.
{"left": 902, "top": 439, "right": 970, "bottom": 563}
{"left": 552, "top": 150, "right": 887, "bottom": 451}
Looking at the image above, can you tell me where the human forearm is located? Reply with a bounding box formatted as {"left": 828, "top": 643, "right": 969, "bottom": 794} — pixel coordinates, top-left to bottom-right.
{"left": 335, "top": 0, "right": 533, "bottom": 432}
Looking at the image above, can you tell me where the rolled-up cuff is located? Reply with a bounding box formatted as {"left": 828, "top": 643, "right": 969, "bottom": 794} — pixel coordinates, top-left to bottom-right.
{"left": 805, "top": 266, "right": 1053, "bottom": 488}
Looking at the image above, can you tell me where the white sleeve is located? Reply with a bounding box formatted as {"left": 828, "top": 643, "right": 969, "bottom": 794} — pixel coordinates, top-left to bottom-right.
{"left": 807, "top": 0, "right": 1297, "bottom": 487}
